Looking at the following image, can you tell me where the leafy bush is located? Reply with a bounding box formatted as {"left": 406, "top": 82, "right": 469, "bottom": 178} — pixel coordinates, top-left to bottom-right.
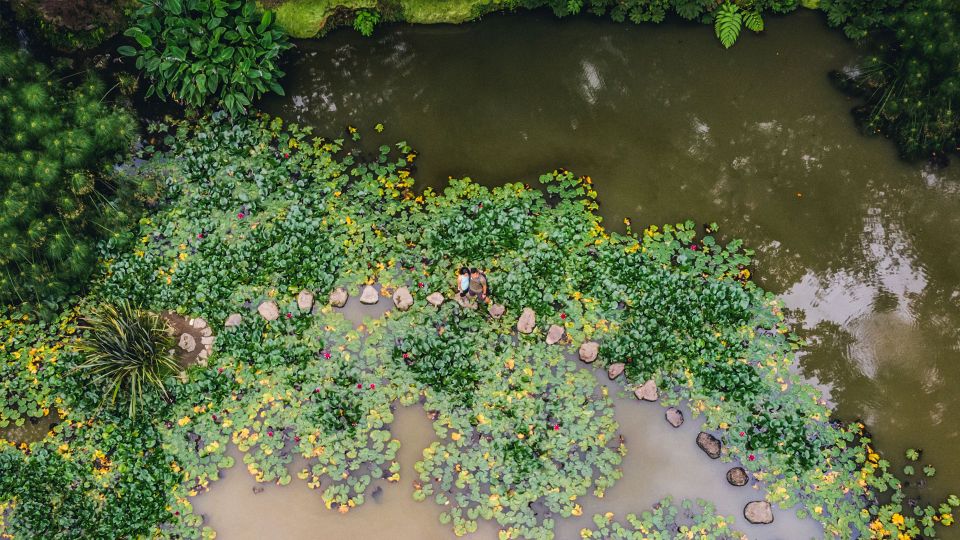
{"left": 0, "top": 48, "right": 136, "bottom": 311}
{"left": 823, "top": 0, "right": 960, "bottom": 159}
{"left": 9, "top": 0, "right": 131, "bottom": 49}
{"left": 119, "top": 0, "right": 291, "bottom": 116}
{"left": 75, "top": 301, "right": 178, "bottom": 417}
{"left": 353, "top": 8, "right": 380, "bottom": 37}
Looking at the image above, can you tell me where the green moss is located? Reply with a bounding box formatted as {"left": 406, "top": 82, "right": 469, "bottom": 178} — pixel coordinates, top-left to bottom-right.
{"left": 398, "top": 0, "right": 509, "bottom": 24}
{"left": 267, "top": 0, "right": 378, "bottom": 38}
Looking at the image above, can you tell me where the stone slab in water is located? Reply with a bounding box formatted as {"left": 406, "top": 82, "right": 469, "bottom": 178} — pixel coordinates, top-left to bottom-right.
{"left": 258, "top": 301, "right": 279, "bottom": 321}
{"left": 727, "top": 466, "right": 749, "bottom": 486}
{"left": 607, "top": 362, "right": 624, "bottom": 379}
{"left": 297, "top": 290, "right": 315, "bottom": 311}
{"left": 488, "top": 303, "right": 505, "bottom": 319}
{"left": 329, "top": 287, "right": 348, "bottom": 307}
{"left": 665, "top": 407, "right": 683, "bottom": 428}
{"left": 696, "top": 432, "right": 722, "bottom": 459}
{"left": 744, "top": 500, "right": 773, "bottom": 524}
{"left": 224, "top": 313, "right": 242, "bottom": 327}
{"left": 426, "top": 292, "right": 444, "bottom": 306}
{"left": 359, "top": 286, "right": 379, "bottom": 304}
{"left": 393, "top": 287, "right": 413, "bottom": 311}
{"left": 578, "top": 341, "right": 599, "bottom": 363}
{"left": 191, "top": 317, "right": 208, "bottom": 329}
{"left": 545, "top": 324, "right": 564, "bottom": 345}
{"left": 634, "top": 380, "right": 658, "bottom": 401}
{"left": 517, "top": 308, "right": 536, "bottom": 334}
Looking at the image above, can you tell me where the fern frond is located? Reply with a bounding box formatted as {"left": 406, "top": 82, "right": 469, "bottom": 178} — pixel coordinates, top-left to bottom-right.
{"left": 715, "top": 3, "right": 743, "bottom": 49}
{"left": 744, "top": 11, "right": 764, "bottom": 33}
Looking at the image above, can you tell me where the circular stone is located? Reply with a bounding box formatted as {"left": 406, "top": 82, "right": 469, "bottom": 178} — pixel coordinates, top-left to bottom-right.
{"left": 696, "top": 432, "right": 722, "bottom": 459}
{"left": 665, "top": 407, "right": 684, "bottom": 428}
{"left": 744, "top": 500, "right": 774, "bottom": 524}
{"left": 727, "top": 466, "right": 749, "bottom": 486}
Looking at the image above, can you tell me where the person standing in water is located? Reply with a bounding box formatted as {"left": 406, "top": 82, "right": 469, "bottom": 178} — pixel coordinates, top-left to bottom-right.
{"left": 469, "top": 268, "right": 489, "bottom": 304}
{"left": 457, "top": 267, "right": 470, "bottom": 297}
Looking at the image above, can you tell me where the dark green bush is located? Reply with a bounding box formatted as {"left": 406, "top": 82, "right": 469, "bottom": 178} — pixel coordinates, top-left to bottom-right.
{"left": 0, "top": 48, "right": 136, "bottom": 310}
{"left": 119, "top": 0, "right": 291, "bottom": 116}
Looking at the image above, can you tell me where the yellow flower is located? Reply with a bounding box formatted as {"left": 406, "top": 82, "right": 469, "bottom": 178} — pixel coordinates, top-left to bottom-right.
{"left": 177, "top": 416, "right": 191, "bottom": 427}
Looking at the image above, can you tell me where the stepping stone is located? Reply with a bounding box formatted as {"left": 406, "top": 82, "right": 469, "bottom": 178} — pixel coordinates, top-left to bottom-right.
{"left": 665, "top": 407, "right": 684, "bottom": 428}
{"left": 190, "top": 317, "right": 207, "bottom": 330}
{"left": 258, "top": 301, "right": 279, "bottom": 321}
{"left": 744, "top": 501, "right": 773, "bottom": 524}
{"left": 224, "top": 313, "right": 242, "bottom": 327}
{"left": 455, "top": 294, "right": 476, "bottom": 309}
{"left": 359, "top": 285, "right": 379, "bottom": 304}
{"left": 488, "top": 303, "right": 505, "bottom": 319}
{"left": 426, "top": 292, "right": 444, "bottom": 307}
{"left": 198, "top": 348, "right": 209, "bottom": 360}
{"left": 201, "top": 326, "right": 212, "bottom": 337}
{"left": 578, "top": 341, "right": 599, "bottom": 363}
{"left": 545, "top": 324, "right": 564, "bottom": 345}
{"left": 329, "top": 288, "right": 348, "bottom": 308}
{"left": 696, "top": 432, "right": 722, "bottom": 459}
{"left": 201, "top": 336, "right": 215, "bottom": 346}
{"left": 517, "top": 308, "right": 536, "bottom": 334}
{"left": 393, "top": 287, "right": 414, "bottom": 311}
{"left": 297, "top": 290, "right": 315, "bottom": 311}
{"left": 178, "top": 333, "right": 197, "bottom": 353}
{"left": 634, "top": 379, "right": 658, "bottom": 402}
{"left": 607, "top": 362, "right": 625, "bottom": 380}
{"left": 727, "top": 466, "right": 749, "bottom": 487}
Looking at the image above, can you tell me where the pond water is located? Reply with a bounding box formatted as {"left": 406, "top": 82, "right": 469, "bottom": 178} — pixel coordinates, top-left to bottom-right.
{"left": 197, "top": 7, "right": 960, "bottom": 538}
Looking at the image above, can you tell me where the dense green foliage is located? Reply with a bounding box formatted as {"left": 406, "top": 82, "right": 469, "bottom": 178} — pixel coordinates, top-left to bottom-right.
{"left": 822, "top": 0, "right": 960, "bottom": 159}
{"left": 9, "top": 0, "right": 132, "bottom": 49}
{"left": 74, "top": 301, "right": 179, "bottom": 417}
{"left": 1, "top": 116, "right": 957, "bottom": 539}
{"left": 0, "top": 48, "right": 136, "bottom": 310}
{"left": 119, "top": 0, "right": 291, "bottom": 116}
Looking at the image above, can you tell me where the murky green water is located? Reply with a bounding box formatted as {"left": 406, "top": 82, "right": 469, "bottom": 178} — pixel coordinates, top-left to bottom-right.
{"left": 207, "top": 8, "right": 960, "bottom": 537}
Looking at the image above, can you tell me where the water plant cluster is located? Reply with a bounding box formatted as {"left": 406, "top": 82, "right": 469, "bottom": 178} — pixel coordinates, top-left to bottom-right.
{"left": 1, "top": 114, "right": 957, "bottom": 539}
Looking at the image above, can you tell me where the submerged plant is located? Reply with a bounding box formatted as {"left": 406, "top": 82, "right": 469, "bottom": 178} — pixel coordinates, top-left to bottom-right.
{"left": 75, "top": 301, "right": 178, "bottom": 417}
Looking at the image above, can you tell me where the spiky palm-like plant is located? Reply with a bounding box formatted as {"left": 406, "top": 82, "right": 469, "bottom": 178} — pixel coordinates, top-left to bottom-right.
{"left": 75, "top": 301, "right": 178, "bottom": 417}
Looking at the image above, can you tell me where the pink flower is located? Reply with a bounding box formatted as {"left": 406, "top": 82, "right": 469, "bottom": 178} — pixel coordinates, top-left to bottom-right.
{"left": 314, "top": 388, "right": 321, "bottom": 393}
{"left": 197, "top": 233, "right": 204, "bottom": 239}
{"left": 690, "top": 244, "right": 698, "bottom": 251}
{"left": 560, "top": 313, "right": 567, "bottom": 320}
{"left": 268, "top": 430, "right": 274, "bottom": 437}
{"left": 417, "top": 282, "right": 424, "bottom": 288}
{"left": 369, "top": 383, "right": 376, "bottom": 389}
{"left": 294, "top": 436, "right": 301, "bottom": 442}
{"left": 553, "top": 424, "right": 560, "bottom": 431}
{"left": 217, "top": 367, "right": 224, "bottom": 373}
{"left": 237, "top": 212, "right": 245, "bottom": 219}
{"left": 322, "top": 351, "right": 331, "bottom": 359}
{"left": 748, "top": 454, "right": 756, "bottom": 461}
{"left": 286, "top": 312, "right": 292, "bottom": 319}
{"left": 739, "top": 431, "right": 745, "bottom": 437}
{"left": 284, "top": 153, "right": 290, "bottom": 158}
{"left": 356, "top": 383, "right": 362, "bottom": 389}
{"left": 402, "top": 352, "right": 409, "bottom": 359}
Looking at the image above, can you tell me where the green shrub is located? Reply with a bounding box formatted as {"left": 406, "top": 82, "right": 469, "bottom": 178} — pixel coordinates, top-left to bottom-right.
{"left": 353, "top": 8, "right": 380, "bottom": 36}
{"left": 119, "top": 0, "right": 291, "bottom": 116}
{"left": 823, "top": 0, "right": 960, "bottom": 159}
{"left": 75, "top": 301, "right": 179, "bottom": 417}
{"left": 0, "top": 48, "right": 136, "bottom": 311}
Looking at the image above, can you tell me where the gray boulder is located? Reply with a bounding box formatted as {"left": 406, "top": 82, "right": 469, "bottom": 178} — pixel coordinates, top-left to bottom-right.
{"left": 665, "top": 407, "right": 684, "bottom": 428}
{"left": 178, "top": 333, "right": 197, "bottom": 353}
{"left": 393, "top": 287, "right": 414, "bottom": 311}
{"left": 744, "top": 501, "right": 773, "bottom": 524}
{"left": 545, "top": 324, "right": 565, "bottom": 345}
{"left": 257, "top": 301, "right": 279, "bottom": 321}
{"left": 696, "top": 432, "right": 722, "bottom": 459}
{"left": 488, "top": 303, "right": 505, "bottom": 319}
{"left": 578, "top": 341, "right": 599, "bottom": 363}
{"left": 727, "top": 467, "right": 749, "bottom": 487}
{"left": 426, "top": 292, "right": 444, "bottom": 307}
{"left": 634, "top": 379, "right": 658, "bottom": 401}
{"left": 224, "top": 313, "right": 242, "bottom": 328}
{"left": 517, "top": 308, "right": 536, "bottom": 334}
{"left": 359, "top": 285, "right": 379, "bottom": 304}
{"left": 329, "top": 288, "right": 348, "bottom": 308}
{"left": 297, "top": 290, "right": 315, "bottom": 312}
{"left": 607, "top": 363, "right": 625, "bottom": 380}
